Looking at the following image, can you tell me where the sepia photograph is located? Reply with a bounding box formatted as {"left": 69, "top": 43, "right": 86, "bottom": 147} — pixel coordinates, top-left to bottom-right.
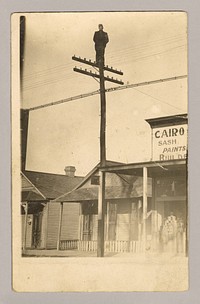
{"left": 12, "top": 11, "right": 188, "bottom": 292}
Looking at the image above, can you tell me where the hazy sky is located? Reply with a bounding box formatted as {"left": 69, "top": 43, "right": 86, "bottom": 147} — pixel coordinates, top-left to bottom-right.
{"left": 21, "top": 12, "right": 187, "bottom": 176}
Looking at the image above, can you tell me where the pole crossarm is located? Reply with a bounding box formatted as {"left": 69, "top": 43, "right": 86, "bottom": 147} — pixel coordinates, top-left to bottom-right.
{"left": 72, "top": 55, "right": 123, "bottom": 75}
{"left": 73, "top": 67, "right": 124, "bottom": 85}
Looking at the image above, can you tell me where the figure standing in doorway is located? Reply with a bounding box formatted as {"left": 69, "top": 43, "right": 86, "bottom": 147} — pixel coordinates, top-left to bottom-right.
{"left": 93, "top": 24, "right": 109, "bottom": 66}
{"left": 161, "top": 212, "right": 177, "bottom": 253}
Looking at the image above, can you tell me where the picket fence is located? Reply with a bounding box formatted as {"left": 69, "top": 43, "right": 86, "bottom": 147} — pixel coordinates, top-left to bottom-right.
{"left": 59, "top": 240, "right": 143, "bottom": 253}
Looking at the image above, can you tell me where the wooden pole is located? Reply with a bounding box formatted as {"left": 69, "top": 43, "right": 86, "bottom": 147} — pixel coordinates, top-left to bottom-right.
{"left": 143, "top": 167, "right": 148, "bottom": 253}
{"left": 97, "top": 58, "right": 106, "bottom": 257}
{"left": 57, "top": 202, "right": 63, "bottom": 250}
{"left": 79, "top": 203, "right": 82, "bottom": 241}
{"left": 44, "top": 202, "right": 49, "bottom": 249}
{"left": 71, "top": 48, "right": 124, "bottom": 257}
{"left": 106, "top": 201, "right": 110, "bottom": 241}
{"left": 129, "top": 203, "right": 134, "bottom": 250}
{"left": 99, "top": 59, "right": 106, "bottom": 166}
{"left": 151, "top": 178, "right": 157, "bottom": 251}
{"left": 22, "top": 202, "right": 28, "bottom": 251}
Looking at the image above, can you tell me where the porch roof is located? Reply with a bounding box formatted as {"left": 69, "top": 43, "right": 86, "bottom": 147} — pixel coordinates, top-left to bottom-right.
{"left": 54, "top": 184, "right": 151, "bottom": 202}
{"left": 100, "top": 159, "right": 187, "bottom": 177}
{"left": 22, "top": 191, "right": 47, "bottom": 202}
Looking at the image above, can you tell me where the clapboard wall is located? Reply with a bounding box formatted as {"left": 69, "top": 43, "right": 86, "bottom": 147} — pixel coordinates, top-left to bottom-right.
{"left": 46, "top": 203, "right": 60, "bottom": 249}
{"left": 46, "top": 202, "right": 80, "bottom": 249}
{"left": 60, "top": 203, "right": 80, "bottom": 241}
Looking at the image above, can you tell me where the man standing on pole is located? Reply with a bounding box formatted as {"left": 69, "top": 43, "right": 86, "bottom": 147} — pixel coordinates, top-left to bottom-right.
{"left": 72, "top": 26, "right": 123, "bottom": 257}
{"left": 93, "top": 24, "right": 109, "bottom": 66}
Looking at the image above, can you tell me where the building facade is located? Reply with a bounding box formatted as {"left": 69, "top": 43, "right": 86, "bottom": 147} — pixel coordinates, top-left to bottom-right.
{"left": 21, "top": 168, "right": 83, "bottom": 250}
{"left": 52, "top": 114, "right": 188, "bottom": 255}
{"left": 52, "top": 166, "right": 152, "bottom": 252}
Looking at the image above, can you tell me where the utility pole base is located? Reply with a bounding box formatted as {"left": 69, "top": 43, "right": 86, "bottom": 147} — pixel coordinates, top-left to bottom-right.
{"left": 97, "top": 219, "right": 104, "bottom": 257}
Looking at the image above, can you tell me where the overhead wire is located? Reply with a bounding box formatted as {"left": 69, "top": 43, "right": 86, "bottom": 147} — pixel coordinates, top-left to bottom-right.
{"left": 22, "top": 33, "right": 186, "bottom": 83}
{"left": 22, "top": 44, "right": 187, "bottom": 91}
{"left": 24, "top": 43, "right": 185, "bottom": 85}
{"left": 23, "top": 62, "right": 74, "bottom": 80}
{"left": 25, "top": 75, "right": 187, "bottom": 111}
{"left": 132, "top": 87, "right": 184, "bottom": 111}
{"left": 22, "top": 72, "right": 83, "bottom": 91}
{"left": 23, "top": 34, "right": 185, "bottom": 80}
{"left": 107, "top": 36, "right": 186, "bottom": 59}
{"left": 108, "top": 44, "right": 186, "bottom": 65}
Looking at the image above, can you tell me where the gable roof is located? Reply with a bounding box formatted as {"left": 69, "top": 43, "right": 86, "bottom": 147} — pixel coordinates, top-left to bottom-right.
{"left": 21, "top": 172, "right": 46, "bottom": 201}
{"left": 52, "top": 160, "right": 124, "bottom": 202}
{"left": 54, "top": 182, "right": 152, "bottom": 202}
{"left": 22, "top": 170, "right": 83, "bottom": 200}
{"left": 73, "top": 160, "right": 124, "bottom": 191}
{"left": 53, "top": 168, "right": 152, "bottom": 203}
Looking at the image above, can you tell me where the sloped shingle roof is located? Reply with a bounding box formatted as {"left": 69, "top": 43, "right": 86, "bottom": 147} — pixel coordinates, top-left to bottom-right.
{"left": 72, "top": 160, "right": 124, "bottom": 191}
{"left": 54, "top": 186, "right": 148, "bottom": 202}
{"left": 22, "top": 171, "right": 83, "bottom": 200}
{"left": 21, "top": 173, "right": 46, "bottom": 201}
{"left": 55, "top": 174, "right": 152, "bottom": 202}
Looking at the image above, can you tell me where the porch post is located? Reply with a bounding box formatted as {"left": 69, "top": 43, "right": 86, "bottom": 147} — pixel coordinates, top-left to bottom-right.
{"left": 57, "top": 202, "right": 63, "bottom": 250}
{"left": 22, "top": 202, "right": 28, "bottom": 251}
{"left": 44, "top": 202, "right": 49, "bottom": 249}
{"left": 143, "top": 167, "right": 148, "bottom": 252}
{"left": 97, "top": 170, "right": 105, "bottom": 257}
{"left": 151, "top": 178, "right": 157, "bottom": 251}
{"left": 79, "top": 203, "right": 82, "bottom": 241}
{"left": 129, "top": 204, "right": 132, "bottom": 251}
{"left": 106, "top": 201, "right": 110, "bottom": 241}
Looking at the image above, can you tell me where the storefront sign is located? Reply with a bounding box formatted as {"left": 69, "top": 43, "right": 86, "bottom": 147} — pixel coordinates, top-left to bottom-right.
{"left": 152, "top": 124, "right": 188, "bottom": 161}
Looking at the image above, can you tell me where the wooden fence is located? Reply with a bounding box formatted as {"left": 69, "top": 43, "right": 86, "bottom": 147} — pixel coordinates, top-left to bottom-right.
{"left": 59, "top": 240, "right": 143, "bottom": 253}
{"left": 105, "top": 240, "right": 142, "bottom": 253}
{"left": 60, "top": 240, "right": 78, "bottom": 250}
{"left": 78, "top": 240, "right": 97, "bottom": 251}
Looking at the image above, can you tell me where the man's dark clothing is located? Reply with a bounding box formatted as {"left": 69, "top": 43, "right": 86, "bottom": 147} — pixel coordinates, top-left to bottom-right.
{"left": 93, "top": 30, "right": 109, "bottom": 65}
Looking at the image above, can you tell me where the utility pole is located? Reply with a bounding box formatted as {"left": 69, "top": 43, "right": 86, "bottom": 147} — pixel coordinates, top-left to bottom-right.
{"left": 98, "top": 57, "right": 106, "bottom": 257}
{"left": 72, "top": 51, "right": 124, "bottom": 257}
{"left": 99, "top": 58, "right": 106, "bottom": 166}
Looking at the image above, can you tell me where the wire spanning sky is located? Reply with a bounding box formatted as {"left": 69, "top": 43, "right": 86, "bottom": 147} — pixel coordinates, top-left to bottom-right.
{"left": 21, "top": 12, "right": 187, "bottom": 176}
